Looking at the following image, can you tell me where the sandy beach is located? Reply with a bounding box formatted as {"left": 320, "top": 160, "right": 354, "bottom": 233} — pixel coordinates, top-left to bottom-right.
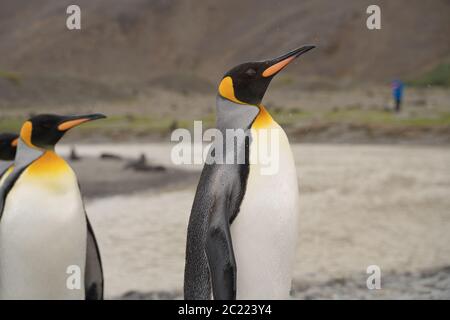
{"left": 56, "top": 143, "right": 450, "bottom": 299}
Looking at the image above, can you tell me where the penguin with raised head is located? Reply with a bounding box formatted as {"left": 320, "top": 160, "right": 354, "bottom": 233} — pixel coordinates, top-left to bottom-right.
{"left": 0, "top": 114, "right": 106, "bottom": 300}
{"left": 184, "top": 45, "right": 315, "bottom": 300}
{"left": 0, "top": 133, "right": 18, "bottom": 180}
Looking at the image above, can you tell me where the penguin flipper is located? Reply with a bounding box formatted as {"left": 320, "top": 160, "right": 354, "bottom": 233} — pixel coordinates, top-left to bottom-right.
{"left": 0, "top": 166, "right": 27, "bottom": 220}
{"left": 0, "top": 162, "right": 13, "bottom": 180}
{"left": 206, "top": 196, "right": 237, "bottom": 300}
{"left": 1, "top": 146, "right": 44, "bottom": 220}
{"left": 84, "top": 215, "right": 104, "bottom": 300}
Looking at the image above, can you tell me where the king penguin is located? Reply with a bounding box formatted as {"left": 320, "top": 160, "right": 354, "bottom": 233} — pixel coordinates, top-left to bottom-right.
{"left": 0, "top": 133, "right": 18, "bottom": 181}
{"left": 0, "top": 114, "right": 106, "bottom": 300}
{"left": 184, "top": 45, "right": 315, "bottom": 300}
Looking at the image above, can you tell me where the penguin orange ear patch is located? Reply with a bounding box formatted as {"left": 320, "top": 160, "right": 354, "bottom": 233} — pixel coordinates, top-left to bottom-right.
{"left": 218, "top": 76, "right": 245, "bottom": 105}
{"left": 11, "top": 138, "right": 19, "bottom": 147}
{"left": 20, "top": 121, "right": 33, "bottom": 147}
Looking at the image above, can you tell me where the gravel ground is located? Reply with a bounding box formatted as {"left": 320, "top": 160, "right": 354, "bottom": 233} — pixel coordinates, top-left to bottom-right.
{"left": 64, "top": 143, "right": 450, "bottom": 300}
{"left": 118, "top": 265, "right": 450, "bottom": 300}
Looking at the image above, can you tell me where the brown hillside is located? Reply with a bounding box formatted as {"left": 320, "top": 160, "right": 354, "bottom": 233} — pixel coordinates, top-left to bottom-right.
{"left": 0, "top": 0, "right": 449, "bottom": 107}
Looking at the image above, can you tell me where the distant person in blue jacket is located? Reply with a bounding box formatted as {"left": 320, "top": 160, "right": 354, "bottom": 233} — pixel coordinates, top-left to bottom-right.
{"left": 391, "top": 80, "right": 404, "bottom": 112}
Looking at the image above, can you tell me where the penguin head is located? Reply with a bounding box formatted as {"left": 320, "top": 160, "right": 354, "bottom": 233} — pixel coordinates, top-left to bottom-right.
{"left": 19, "top": 113, "right": 106, "bottom": 149}
{"left": 218, "top": 45, "right": 315, "bottom": 106}
{"left": 0, "top": 133, "right": 19, "bottom": 161}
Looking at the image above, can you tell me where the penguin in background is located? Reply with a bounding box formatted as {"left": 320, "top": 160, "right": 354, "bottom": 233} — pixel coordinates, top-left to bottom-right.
{"left": 184, "top": 45, "right": 315, "bottom": 300}
{"left": 0, "top": 114, "right": 106, "bottom": 300}
{"left": 0, "top": 133, "right": 18, "bottom": 180}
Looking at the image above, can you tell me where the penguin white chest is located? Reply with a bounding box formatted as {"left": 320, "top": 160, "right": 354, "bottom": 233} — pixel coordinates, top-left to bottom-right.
{"left": 231, "top": 124, "right": 300, "bottom": 299}
{"left": 0, "top": 153, "right": 87, "bottom": 299}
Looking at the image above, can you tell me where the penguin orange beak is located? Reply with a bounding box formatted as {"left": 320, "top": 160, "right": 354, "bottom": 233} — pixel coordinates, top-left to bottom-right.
{"left": 11, "top": 138, "right": 19, "bottom": 147}
{"left": 58, "top": 114, "right": 107, "bottom": 131}
{"left": 262, "top": 45, "right": 315, "bottom": 78}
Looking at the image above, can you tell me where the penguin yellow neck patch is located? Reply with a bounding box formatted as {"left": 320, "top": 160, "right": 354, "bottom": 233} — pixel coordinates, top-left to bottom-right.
{"left": 218, "top": 76, "right": 245, "bottom": 105}
{"left": 26, "top": 151, "right": 71, "bottom": 178}
{"left": 252, "top": 105, "right": 275, "bottom": 129}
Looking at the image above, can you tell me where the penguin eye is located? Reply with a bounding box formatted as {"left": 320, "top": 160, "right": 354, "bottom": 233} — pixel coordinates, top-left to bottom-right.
{"left": 245, "top": 68, "right": 257, "bottom": 77}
